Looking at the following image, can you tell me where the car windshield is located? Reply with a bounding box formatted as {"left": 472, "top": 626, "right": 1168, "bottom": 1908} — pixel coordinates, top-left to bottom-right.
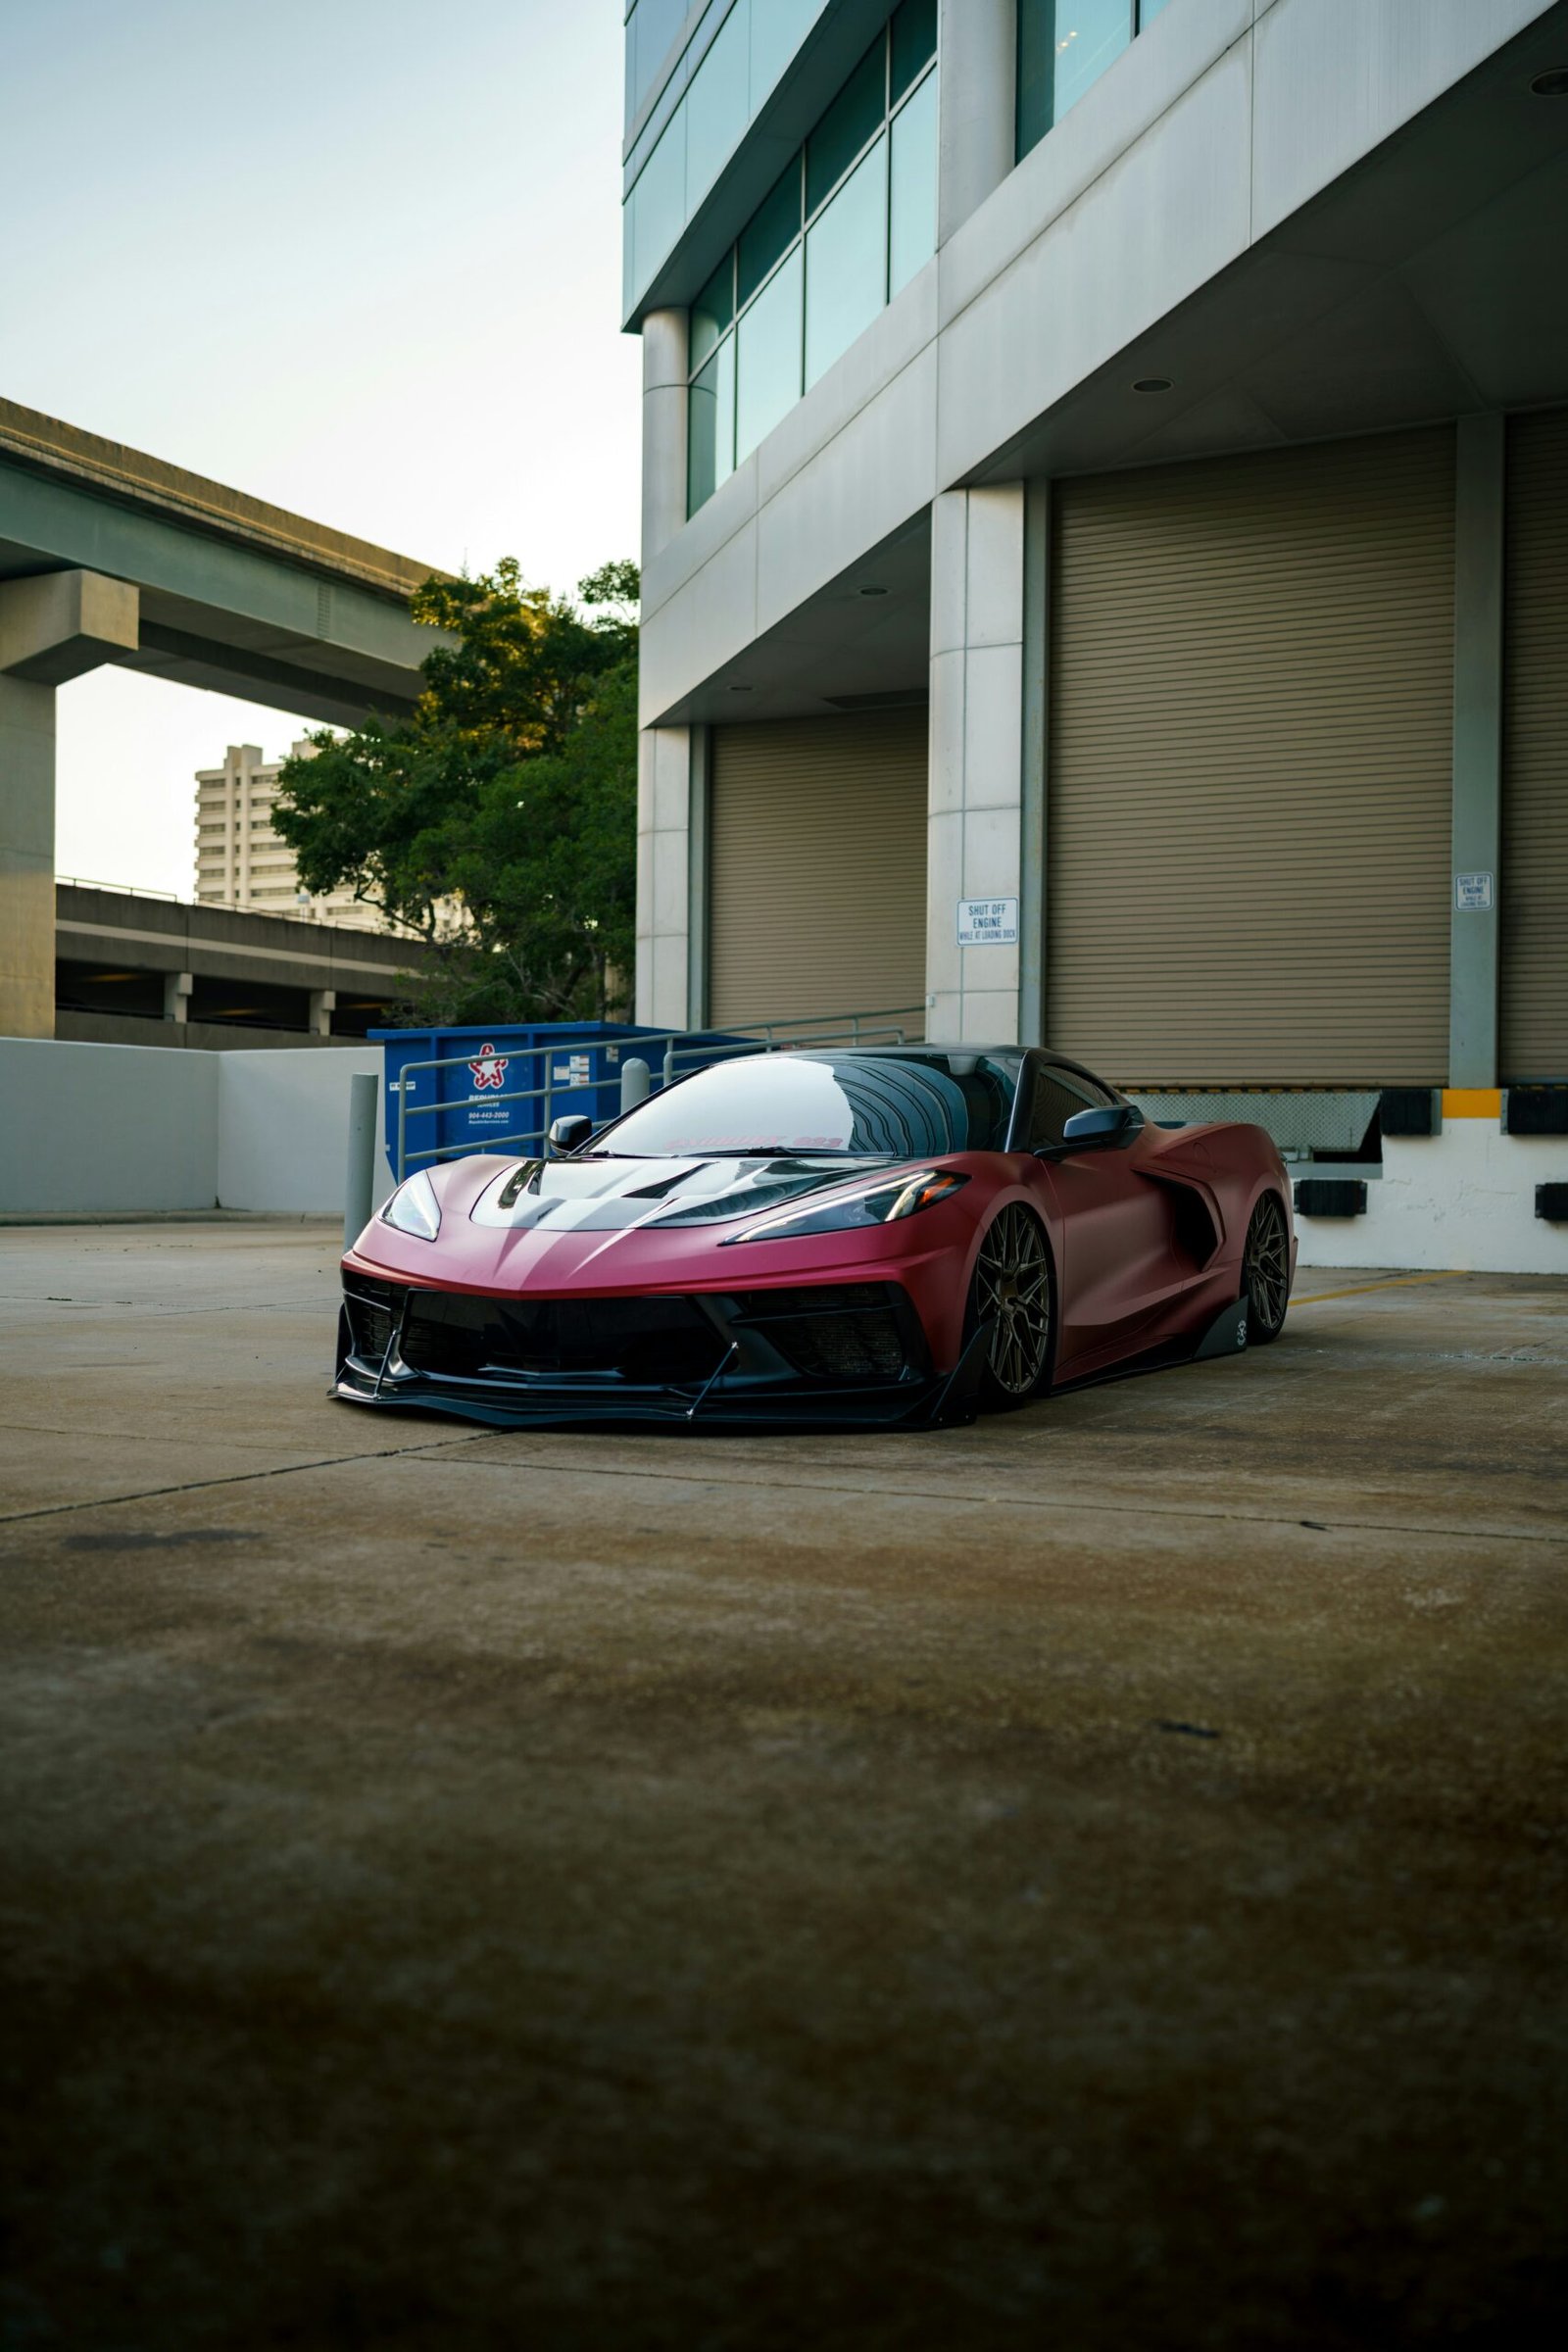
{"left": 595, "top": 1051, "right": 1024, "bottom": 1159}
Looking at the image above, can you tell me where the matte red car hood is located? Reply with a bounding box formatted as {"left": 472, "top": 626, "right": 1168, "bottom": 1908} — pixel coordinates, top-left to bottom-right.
{"left": 351, "top": 1151, "right": 964, "bottom": 1297}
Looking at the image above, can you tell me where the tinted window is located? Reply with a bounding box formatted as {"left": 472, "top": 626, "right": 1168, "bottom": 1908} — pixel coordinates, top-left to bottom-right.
{"left": 891, "top": 0, "right": 939, "bottom": 103}
{"left": 805, "top": 132, "right": 887, "bottom": 389}
{"left": 688, "top": 336, "right": 735, "bottom": 509}
{"left": 736, "top": 245, "right": 804, "bottom": 461}
{"left": 599, "top": 1052, "right": 1025, "bottom": 1159}
{"left": 1025, "top": 1063, "right": 1116, "bottom": 1150}
{"left": 690, "top": 252, "right": 735, "bottom": 371}
{"left": 807, "top": 37, "right": 886, "bottom": 214}
{"left": 738, "top": 159, "right": 803, "bottom": 307}
{"left": 685, "top": 2, "right": 750, "bottom": 204}
{"left": 1017, "top": 0, "right": 1134, "bottom": 159}
{"left": 889, "top": 60, "right": 938, "bottom": 296}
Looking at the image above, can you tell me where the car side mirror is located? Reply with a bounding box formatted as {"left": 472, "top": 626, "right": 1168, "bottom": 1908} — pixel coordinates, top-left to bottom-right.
{"left": 1059, "top": 1103, "right": 1145, "bottom": 1152}
{"left": 548, "top": 1114, "right": 593, "bottom": 1155}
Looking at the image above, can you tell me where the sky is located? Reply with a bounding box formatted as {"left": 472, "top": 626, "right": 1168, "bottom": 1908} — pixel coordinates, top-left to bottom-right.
{"left": 0, "top": 0, "right": 641, "bottom": 896}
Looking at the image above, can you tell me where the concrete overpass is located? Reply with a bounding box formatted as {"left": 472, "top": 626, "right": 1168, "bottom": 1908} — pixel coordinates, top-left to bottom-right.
{"left": 0, "top": 399, "right": 447, "bottom": 1038}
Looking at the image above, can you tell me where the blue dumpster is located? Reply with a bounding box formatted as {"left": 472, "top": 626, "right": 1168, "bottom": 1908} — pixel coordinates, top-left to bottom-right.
{"left": 371, "top": 1021, "right": 749, "bottom": 1183}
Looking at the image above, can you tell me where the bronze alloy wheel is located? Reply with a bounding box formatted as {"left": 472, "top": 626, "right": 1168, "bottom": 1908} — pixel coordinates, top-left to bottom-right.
{"left": 973, "top": 1204, "right": 1053, "bottom": 1405}
{"left": 1243, "top": 1192, "right": 1291, "bottom": 1344}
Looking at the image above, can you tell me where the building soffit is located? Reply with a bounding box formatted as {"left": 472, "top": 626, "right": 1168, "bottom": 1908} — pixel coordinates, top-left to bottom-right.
{"left": 639, "top": 0, "right": 1568, "bottom": 727}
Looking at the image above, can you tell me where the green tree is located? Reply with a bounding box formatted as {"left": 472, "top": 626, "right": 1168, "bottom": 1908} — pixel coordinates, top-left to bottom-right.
{"left": 271, "top": 557, "right": 638, "bottom": 1024}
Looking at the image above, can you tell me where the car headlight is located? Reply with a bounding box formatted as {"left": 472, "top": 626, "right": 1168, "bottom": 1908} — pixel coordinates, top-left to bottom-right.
{"left": 722, "top": 1168, "right": 967, "bottom": 1245}
{"left": 381, "top": 1168, "right": 442, "bottom": 1242}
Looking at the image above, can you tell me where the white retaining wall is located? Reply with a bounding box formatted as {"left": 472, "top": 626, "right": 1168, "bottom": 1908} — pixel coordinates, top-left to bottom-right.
{"left": 0, "top": 1037, "right": 390, "bottom": 1216}
{"left": 1, "top": 1040, "right": 1563, "bottom": 1268}
{"left": 217, "top": 1048, "right": 389, "bottom": 1214}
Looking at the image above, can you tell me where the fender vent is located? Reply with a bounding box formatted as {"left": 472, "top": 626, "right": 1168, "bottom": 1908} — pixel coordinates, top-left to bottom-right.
{"left": 1294, "top": 1179, "right": 1367, "bottom": 1218}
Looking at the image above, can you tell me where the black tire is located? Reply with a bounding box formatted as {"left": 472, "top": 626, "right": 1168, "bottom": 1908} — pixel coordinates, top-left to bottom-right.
{"left": 1242, "top": 1192, "right": 1291, "bottom": 1345}
{"left": 968, "top": 1203, "right": 1054, "bottom": 1410}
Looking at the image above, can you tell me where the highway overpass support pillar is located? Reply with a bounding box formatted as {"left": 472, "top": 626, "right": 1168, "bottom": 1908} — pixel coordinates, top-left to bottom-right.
{"left": 0, "top": 570, "right": 139, "bottom": 1038}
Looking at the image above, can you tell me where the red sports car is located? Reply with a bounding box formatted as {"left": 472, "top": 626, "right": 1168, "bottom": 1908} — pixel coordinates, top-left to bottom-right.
{"left": 335, "top": 1046, "right": 1296, "bottom": 1430}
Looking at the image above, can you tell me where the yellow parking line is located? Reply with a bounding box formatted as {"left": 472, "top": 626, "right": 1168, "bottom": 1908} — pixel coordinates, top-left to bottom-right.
{"left": 1294, "top": 1270, "right": 1467, "bottom": 1305}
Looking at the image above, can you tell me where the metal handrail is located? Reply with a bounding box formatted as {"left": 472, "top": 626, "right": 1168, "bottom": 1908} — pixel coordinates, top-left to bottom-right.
{"left": 391, "top": 1007, "right": 930, "bottom": 1180}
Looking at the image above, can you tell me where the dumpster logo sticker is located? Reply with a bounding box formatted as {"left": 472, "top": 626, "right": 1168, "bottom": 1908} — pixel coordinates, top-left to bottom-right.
{"left": 468, "top": 1044, "right": 510, "bottom": 1092}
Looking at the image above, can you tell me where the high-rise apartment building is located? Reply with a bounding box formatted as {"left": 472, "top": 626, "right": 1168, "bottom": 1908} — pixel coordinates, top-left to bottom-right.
{"left": 192, "top": 743, "right": 403, "bottom": 935}
{"left": 623, "top": 0, "right": 1568, "bottom": 1267}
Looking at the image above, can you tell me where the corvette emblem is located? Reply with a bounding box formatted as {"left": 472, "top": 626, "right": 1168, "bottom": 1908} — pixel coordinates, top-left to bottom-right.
{"left": 468, "top": 1043, "right": 509, "bottom": 1092}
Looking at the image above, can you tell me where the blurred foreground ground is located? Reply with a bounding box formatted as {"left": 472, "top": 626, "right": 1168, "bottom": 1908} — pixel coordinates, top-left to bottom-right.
{"left": 0, "top": 1222, "right": 1563, "bottom": 2350}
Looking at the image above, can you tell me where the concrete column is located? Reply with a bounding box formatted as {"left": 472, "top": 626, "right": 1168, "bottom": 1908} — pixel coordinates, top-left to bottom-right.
{"left": 1448, "top": 414, "right": 1505, "bottom": 1090}
{"left": 0, "top": 673, "right": 58, "bottom": 1039}
{"left": 926, "top": 484, "right": 1028, "bottom": 1045}
{"left": 309, "top": 988, "right": 335, "bottom": 1038}
{"left": 937, "top": 0, "right": 1016, "bottom": 246}
{"left": 164, "top": 970, "right": 193, "bottom": 1024}
{"left": 642, "top": 309, "right": 689, "bottom": 564}
{"left": 635, "top": 724, "right": 694, "bottom": 1029}
{"left": 0, "top": 570, "right": 138, "bottom": 1039}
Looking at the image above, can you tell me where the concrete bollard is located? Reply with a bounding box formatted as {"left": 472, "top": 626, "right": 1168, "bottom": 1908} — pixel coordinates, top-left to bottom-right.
{"left": 619, "top": 1056, "right": 651, "bottom": 1116}
{"left": 344, "top": 1071, "right": 379, "bottom": 1249}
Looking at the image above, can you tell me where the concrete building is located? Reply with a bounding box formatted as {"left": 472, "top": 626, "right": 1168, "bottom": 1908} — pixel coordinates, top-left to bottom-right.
{"left": 193, "top": 741, "right": 409, "bottom": 934}
{"left": 622, "top": 0, "right": 1568, "bottom": 1266}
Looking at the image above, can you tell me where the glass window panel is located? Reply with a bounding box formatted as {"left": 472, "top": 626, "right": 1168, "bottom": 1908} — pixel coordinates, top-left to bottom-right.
{"left": 1053, "top": 1, "right": 1134, "bottom": 122}
{"left": 888, "top": 66, "right": 937, "bottom": 295}
{"left": 691, "top": 252, "right": 735, "bottom": 372}
{"left": 749, "top": 0, "right": 824, "bottom": 111}
{"left": 688, "top": 336, "right": 736, "bottom": 514}
{"left": 685, "top": 1, "right": 750, "bottom": 210}
{"left": 738, "top": 158, "right": 802, "bottom": 308}
{"left": 1016, "top": 0, "right": 1053, "bottom": 158}
{"left": 631, "top": 105, "right": 686, "bottom": 289}
{"left": 806, "top": 36, "right": 886, "bottom": 216}
{"left": 628, "top": 0, "right": 688, "bottom": 125}
{"left": 736, "top": 244, "right": 803, "bottom": 461}
{"left": 890, "top": 0, "right": 938, "bottom": 103}
{"left": 1017, "top": 0, "right": 1134, "bottom": 153}
{"left": 805, "top": 131, "right": 887, "bottom": 388}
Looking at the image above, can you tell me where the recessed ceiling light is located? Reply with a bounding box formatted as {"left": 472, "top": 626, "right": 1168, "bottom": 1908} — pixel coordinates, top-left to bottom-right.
{"left": 1132, "top": 376, "right": 1173, "bottom": 393}
{"left": 1530, "top": 66, "right": 1568, "bottom": 94}
{"left": 859, "top": 584, "right": 889, "bottom": 597}
{"left": 728, "top": 683, "right": 753, "bottom": 693}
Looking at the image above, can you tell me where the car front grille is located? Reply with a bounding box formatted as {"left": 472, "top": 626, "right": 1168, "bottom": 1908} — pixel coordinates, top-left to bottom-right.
{"left": 732, "top": 1284, "right": 918, "bottom": 1384}
{"left": 347, "top": 1280, "right": 728, "bottom": 1385}
{"left": 342, "top": 1275, "right": 923, "bottom": 1391}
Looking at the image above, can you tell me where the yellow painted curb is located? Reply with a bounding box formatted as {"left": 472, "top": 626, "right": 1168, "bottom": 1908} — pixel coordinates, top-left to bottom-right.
{"left": 1294, "top": 1271, "right": 1466, "bottom": 1305}
{"left": 1441, "top": 1088, "right": 1502, "bottom": 1118}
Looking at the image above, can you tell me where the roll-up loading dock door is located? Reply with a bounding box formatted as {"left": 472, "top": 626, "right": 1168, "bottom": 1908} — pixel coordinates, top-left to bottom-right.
{"left": 1502, "top": 408, "right": 1568, "bottom": 1082}
{"left": 1048, "top": 428, "right": 1456, "bottom": 1088}
{"left": 708, "top": 710, "right": 927, "bottom": 1029}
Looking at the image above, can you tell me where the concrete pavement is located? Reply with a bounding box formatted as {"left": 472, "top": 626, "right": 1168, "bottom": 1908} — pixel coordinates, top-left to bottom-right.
{"left": 0, "top": 1223, "right": 1564, "bottom": 2349}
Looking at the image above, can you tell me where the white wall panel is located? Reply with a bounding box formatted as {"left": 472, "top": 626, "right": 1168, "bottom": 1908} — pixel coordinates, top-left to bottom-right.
{"left": 1251, "top": 0, "right": 1552, "bottom": 242}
